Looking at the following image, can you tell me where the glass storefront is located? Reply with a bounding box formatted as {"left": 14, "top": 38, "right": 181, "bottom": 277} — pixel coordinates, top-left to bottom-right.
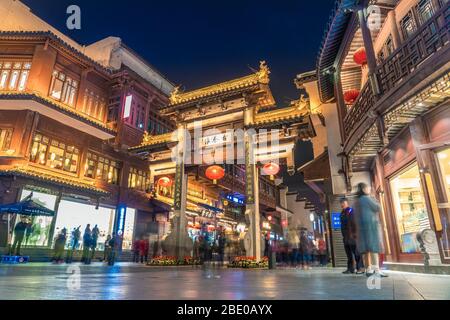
{"left": 55, "top": 200, "right": 115, "bottom": 251}
{"left": 12, "top": 190, "right": 56, "bottom": 247}
{"left": 436, "top": 148, "right": 450, "bottom": 259}
{"left": 390, "top": 164, "right": 431, "bottom": 253}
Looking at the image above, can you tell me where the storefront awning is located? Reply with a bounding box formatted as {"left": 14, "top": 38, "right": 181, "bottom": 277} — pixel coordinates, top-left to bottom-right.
{"left": 0, "top": 194, "right": 55, "bottom": 217}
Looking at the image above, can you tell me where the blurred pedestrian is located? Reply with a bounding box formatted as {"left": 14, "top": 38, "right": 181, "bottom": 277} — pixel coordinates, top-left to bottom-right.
{"left": 217, "top": 232, "right": 226, "bottom": 267}
{"left": 103, "top": 235, "right": 112, "bottom": 262}
{"left": 139, "top": 236, "right": 149, "bottom": 263}
{"left": 52, "top": 228, "right": 67, "bottom": 264}
{"left": 133, "top": 238, "right": 141, "bottom": 263}
{"left": 81, "top": 224, "right": 92, "bottom": 265}
{"left": 354, "top": 183, "right": 388, "bottom": 278}
{"left": 90, "top": 225, "right": 100, "bottom": 261}
{"left": 10, "top": 217, "right": 29, "bottom": 256}
{"left": 107, "top": 234, "right": 117, "bottom": 266}
{"left": 317, "top": 238, "right": 328, "bottom": 267}
{"left": 299, "top": 231, "right": 312, "bottom": 270}
{"left": 340, "top": 198, "right": 364, "bottom": 274}
{"left": 66, "top": 226, "right": 81, "bottom": 264}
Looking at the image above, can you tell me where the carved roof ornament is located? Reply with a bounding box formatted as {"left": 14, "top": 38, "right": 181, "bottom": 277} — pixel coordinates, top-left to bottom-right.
{"left": 142, "top": 131, "right": 152, "bottom": 144}
{"left": 169, "top": 86, "right": 182, "bottom": 105}
{"left": 258, "top": 61, "right": 271, "bottom": 85}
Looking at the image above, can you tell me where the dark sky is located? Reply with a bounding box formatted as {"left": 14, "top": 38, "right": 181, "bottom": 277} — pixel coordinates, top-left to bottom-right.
{"left": 22, "top": 0, "right": 334, "bottom": 106}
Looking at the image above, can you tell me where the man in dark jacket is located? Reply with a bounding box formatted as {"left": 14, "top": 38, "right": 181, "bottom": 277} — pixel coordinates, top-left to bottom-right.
{"left": 340, "top": 198, "right": 364, "bottom": 274}
{"left": 11, "top": 218, "right": 29, "bottom": 256}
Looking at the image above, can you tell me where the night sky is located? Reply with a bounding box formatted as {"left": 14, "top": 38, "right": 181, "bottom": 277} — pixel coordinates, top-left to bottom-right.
{"left": 21, "top": 0, "right": 336, "bottom": 191}
{"left": 22, "top": 0, "right": 334, "bottom": 105}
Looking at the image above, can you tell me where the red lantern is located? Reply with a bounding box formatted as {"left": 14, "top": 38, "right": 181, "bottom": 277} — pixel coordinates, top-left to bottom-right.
{"left": 157, "top": 177, "right": 173, "bottom": 188}
{"left": 205, "top": 165, "right": 225, "bottom": 184}
{"left": 344, "top": 89, "right": 360, "bottom": 105}
{"left": 353, "top": 47, "right": 367, "bottom": 66}
{"left": 263, "top": 162, "right": 280, "bottom": 181}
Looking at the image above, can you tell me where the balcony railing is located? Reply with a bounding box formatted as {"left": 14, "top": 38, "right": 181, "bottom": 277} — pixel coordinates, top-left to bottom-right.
{"left": 343, "top": 81, "right": 376, "bottom": 138}
{"left": 343, "top": 4, "right": 449, "bottom": 139}
{"left": 377, "top": 5, "right": 449, "bottom": 94}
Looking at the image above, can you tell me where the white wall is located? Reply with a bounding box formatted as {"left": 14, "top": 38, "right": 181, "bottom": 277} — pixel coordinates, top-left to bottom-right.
{"left": 286, "top": 194, "right": 313, "bottom": 233}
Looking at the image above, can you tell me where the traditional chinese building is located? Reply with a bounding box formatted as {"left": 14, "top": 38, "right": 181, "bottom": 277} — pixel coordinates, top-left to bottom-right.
{"left": 130, "top": 62, "right": 316, "bottom": 260}
{"left": 0, "top": 0, "right": 174, "bottom": 256}
{"left": 298, "top": 0, "right": 450, "bottom": 269}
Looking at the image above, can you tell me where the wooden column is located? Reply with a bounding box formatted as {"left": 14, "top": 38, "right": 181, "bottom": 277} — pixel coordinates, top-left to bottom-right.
{"left": 244, "top": 105, "right": 262, "bottom": 261}
{"left": 387, "top": 10, "right": 401, "bottom": 49}
{"left": 358, "top": 7, "right": 381, "bottom": 95}
{"left": 173, "top": 123, "right": 189, "bottom": 260}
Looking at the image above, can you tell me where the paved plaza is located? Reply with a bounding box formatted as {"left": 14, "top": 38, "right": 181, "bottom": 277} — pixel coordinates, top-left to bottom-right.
{"left": 0, "top": 263, "right": 449, "bottom": 300}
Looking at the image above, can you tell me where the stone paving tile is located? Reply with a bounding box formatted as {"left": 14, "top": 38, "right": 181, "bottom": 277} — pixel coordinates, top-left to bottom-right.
{"left": 0, "top": 264, "right": 449, "bottom": 300}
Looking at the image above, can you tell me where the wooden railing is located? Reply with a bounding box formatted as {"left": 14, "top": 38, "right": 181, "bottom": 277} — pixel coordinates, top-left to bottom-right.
{"left": 377, "top": 5, "right": 449, "bottom": 94}
{"left": 343, "top": 81, "right": 376, "bottom": 138}
{"left": 343, "top": 4, "right": 449, "bottom": 139}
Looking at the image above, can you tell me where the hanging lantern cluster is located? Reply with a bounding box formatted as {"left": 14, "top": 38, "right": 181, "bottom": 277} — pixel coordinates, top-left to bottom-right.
{"left": 205, "top": 165, "right": 225, "bottom": 184}
{"left": 344, "top": 89, "right": 360, "bottom": 105}
{"left": 353, "top": 47, "right": 367, "bottom": 66}
{"left": 262, "top": 162, "right": 280, "bottom": 181}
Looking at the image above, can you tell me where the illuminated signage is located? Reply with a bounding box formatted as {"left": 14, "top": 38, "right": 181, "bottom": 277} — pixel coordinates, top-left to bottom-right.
{"left": 123, "top": 95, "right": 133, "bottom": 119}
{"left": 117, "top": 206, "right": 127, "bottom": 235}
{"left": 332, "top": 213, "right": 341, "bottom": 230}
{"left": 201, "top": 132, "right": 233, "bottom": 148}
{"left": 226, "top": 194, "right": 245, "bottom": 205}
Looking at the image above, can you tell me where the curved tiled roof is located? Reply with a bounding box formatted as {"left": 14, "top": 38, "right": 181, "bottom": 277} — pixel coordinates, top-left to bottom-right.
{"left": 316, "top": 0, "right": 359, "bottom": 103}
{"left": 0, "top": 31, "right": 114, "bottom": 76}
{"left": 0, "top": 92, "right": 116, "bottom": 135}
{"left": 165, "top": 61, "right": 271, "bottom": 108}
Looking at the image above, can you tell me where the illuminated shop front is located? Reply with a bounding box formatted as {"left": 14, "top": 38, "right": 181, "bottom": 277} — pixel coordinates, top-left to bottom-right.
{"left": 12, "top": 188, "right": 136, "bottom": 251}
{"left": 436, "top": 148, "right": 450, "bottom": 259}
{"left": 390, "top": 164, "right": 431, "bottom": 253}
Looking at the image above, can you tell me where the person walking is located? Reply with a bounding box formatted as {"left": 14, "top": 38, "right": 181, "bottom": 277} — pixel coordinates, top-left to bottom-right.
{"left": 81, "top": 224, "right": 92, "bottom": 265}
{"left": 132, "top": 238, "right": 141, "bottom": 263}
{"left": 90, "top": 225, "right": 100, "bottom": 261}
{"left": 10, "top": 218, "right": 29, "bottom": 256}
{"left": 52, "top": 228, "right": 67, "bottom": 264}
{"left": 354, "top": 183, "right": 388, "bottom": 278}
{"left": 139, "top": 237, "right": 149, "bottom": 264}
{"left": 103, "top": 235, "right": 112, "bottom": 262}
{"left": 66, "top": 226, "right": 81, "bottom": 264}
{"left": 317, "top": 238, "right": 328, "bottom": 267}
{"left": 299, "top": 231, "right": 312, "bottom": 270}
{"left": 340, "top": 198, "right": 364, "bottom": 274}
{"left": 107, "top": 234, "right": 117, "bottom": 266}
{"left": 217, "top": 232, "right": 226, "bottom": 267}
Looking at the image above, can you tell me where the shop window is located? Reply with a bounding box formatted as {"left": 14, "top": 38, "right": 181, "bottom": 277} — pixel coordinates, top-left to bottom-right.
{"left": 400, "top": 12, "right": 417, "bottom": 40}
{"left": 11, "top": 190, "right": 57, "bottom": 248}
{"left": 436, "top": 148, "right": 450, "bottom": 259}
{"left": 82, "top": 89, "right": 106, "bottom": 121}
{"left": 54, "top": 200, "right": 116, "bottom": 251}
{"left": 84, "top": 152, "right": 120, "bottom": 185}
{"left": 128, "top": 168, "right": 151, "bottom": 192}
{"left": 0, "top": 61, "right": 31, "bottom": 91}
{"left": 30, "top": 133, "right": 79, "bottom": 174}
{"left": 49, "top": 70, "right": 78, "bottom": 107}
{"left": 0, "top": 128, "right": 13, "bottom": 151}
{"left": 377, "top": 35, "right": 395, "bottom": 62}
{"left": 417, "top": 0, "right": 437, "bottom": 25}
{"left": 390, "top": 164, "right": 431, "bottom": 253}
